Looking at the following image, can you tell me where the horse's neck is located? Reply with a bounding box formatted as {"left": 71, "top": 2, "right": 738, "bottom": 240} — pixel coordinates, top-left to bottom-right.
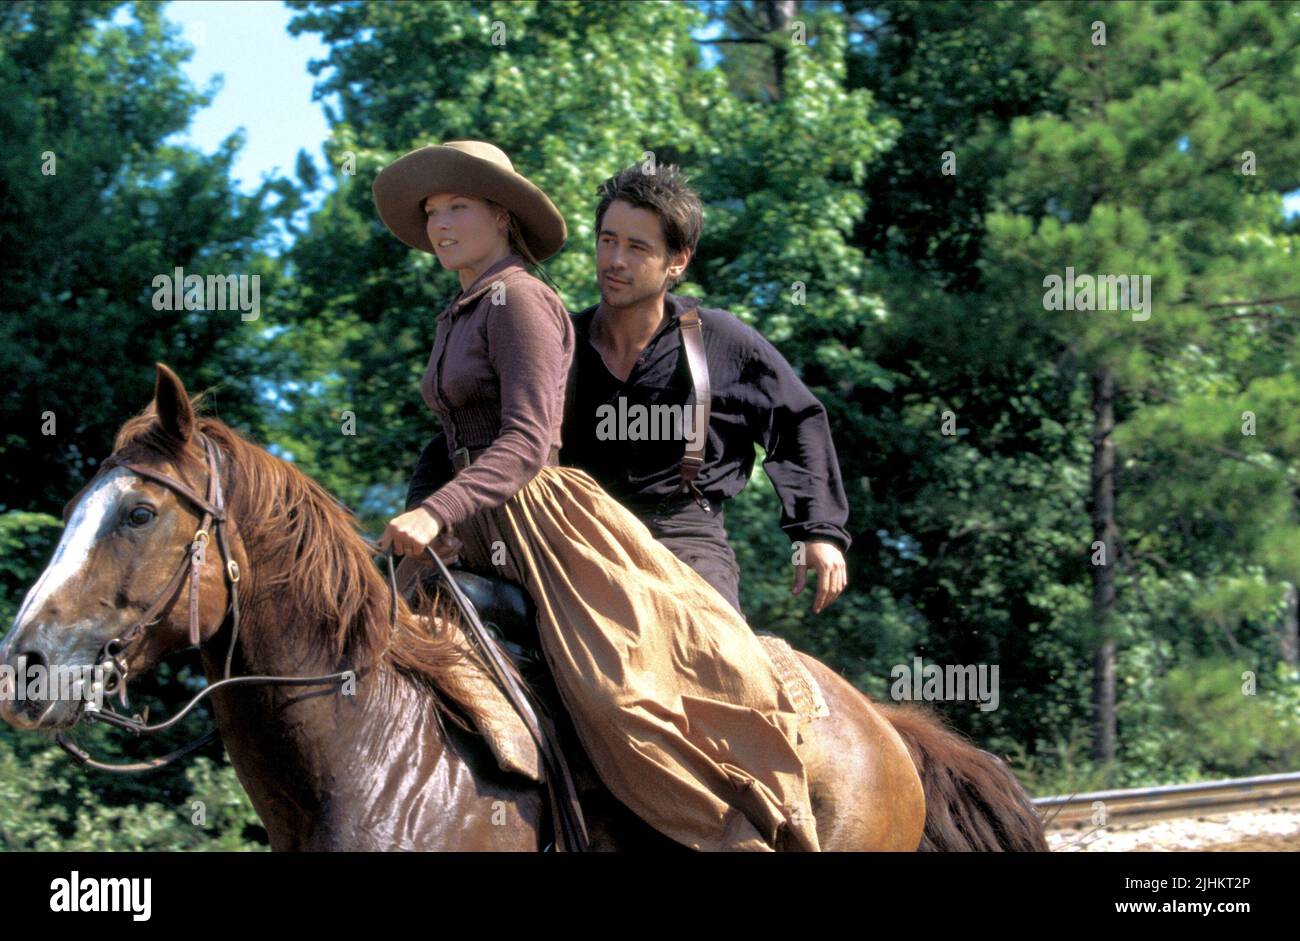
{"left": 199, "top": 607, "right": 469, "bottom": 850}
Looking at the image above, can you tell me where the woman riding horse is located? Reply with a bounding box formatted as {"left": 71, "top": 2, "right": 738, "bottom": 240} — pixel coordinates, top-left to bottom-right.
{"left": 373, "top": 140, "right": 819, "bottom": 851}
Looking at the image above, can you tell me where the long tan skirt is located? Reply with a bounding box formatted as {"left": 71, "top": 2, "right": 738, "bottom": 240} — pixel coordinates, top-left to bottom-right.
{"left": 448, "top": 465, "right": 819, "bottom": 852}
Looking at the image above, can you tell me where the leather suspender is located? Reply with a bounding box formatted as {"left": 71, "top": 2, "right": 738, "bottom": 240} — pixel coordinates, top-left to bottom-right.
{"left": 574, "top": 303, "right": 714, "bottom": 513}
{"left": 676, "top": 306, "right": 712, "bottom": 513}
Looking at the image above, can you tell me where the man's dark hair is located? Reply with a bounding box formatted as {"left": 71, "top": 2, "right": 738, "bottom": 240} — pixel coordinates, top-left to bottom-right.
{"left": 594, "top": 162, "right": 703, "bottom": 289}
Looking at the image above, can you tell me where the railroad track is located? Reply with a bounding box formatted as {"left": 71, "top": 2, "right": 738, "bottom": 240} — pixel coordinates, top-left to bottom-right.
{"left": 1034, "top": 771, "right": 1300, "bottom": 830}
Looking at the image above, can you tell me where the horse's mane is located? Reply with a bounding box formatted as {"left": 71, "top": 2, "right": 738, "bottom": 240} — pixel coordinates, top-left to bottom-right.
{"left": 111, "top": 396, "right": 480, "bottom": 732}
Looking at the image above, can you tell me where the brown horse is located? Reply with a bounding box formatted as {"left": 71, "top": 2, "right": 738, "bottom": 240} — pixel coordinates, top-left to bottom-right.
{"left": 0, "top": 364, "right": 1047, "bottom": 851}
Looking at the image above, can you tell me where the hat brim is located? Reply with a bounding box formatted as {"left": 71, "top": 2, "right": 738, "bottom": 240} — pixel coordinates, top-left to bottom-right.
{"left": 372, "top": 146, "right": 567, "bottom": 262}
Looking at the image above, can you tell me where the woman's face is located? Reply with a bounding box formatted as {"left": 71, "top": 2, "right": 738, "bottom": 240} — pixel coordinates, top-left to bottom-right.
{"left": 423, "top": 193, "right": 507, "bottom": 270}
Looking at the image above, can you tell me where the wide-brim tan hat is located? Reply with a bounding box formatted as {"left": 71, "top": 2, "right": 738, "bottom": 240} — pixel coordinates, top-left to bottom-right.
{"left": 372, "top": 140, "right": 566, "bottom": 262}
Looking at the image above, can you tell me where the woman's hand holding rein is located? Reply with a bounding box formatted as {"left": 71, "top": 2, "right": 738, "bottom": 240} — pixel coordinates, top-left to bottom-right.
{"left": 379, "top": 505, "right": 444, "bottom": 559}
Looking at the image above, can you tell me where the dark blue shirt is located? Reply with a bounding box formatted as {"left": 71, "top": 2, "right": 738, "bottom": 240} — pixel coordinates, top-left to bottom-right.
{"left": 560, "top": 294, "right": 851, "bottom": 551}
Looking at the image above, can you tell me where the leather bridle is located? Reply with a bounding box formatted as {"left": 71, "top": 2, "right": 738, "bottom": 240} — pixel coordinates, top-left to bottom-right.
{"left": 50, "top": 430, "right": 590, "bottom": 850}
{"left": 54, "top": 432, "right": 391, "bottom": 773}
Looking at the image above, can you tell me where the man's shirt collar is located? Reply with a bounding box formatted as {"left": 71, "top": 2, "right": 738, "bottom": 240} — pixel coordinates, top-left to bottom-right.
{"left": 574, "top": 292, "right": 701, "bottom": 335}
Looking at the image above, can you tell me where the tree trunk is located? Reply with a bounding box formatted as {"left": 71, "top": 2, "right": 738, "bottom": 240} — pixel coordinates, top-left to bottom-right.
{"left": 765, "top": 0, "right": 798, "bottom": 93}
{"left": 1282, "top": 583, "right": 1299, "bottom": 667}
{"left": 1090, "top": 363, "right": 1117, "bottom": 764}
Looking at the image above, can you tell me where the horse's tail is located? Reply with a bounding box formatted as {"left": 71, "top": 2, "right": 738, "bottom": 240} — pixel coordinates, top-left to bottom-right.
{"left": 878, "top": 703, "right": 1049, "bottom": 851}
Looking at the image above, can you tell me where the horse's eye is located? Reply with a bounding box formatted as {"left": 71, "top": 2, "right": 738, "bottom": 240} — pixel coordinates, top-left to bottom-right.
{"left": 127, "top": 506, "right": 155, "bottom": 528}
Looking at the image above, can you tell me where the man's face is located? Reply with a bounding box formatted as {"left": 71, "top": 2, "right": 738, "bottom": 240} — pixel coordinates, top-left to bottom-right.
{"left": 596, "top": 199, "right": 690, "bottom": 308}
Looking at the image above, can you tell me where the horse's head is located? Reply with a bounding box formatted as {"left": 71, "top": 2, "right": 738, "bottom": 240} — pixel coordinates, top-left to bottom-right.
{"left": 0, "top": 364, "right": 242, "bottom": 731}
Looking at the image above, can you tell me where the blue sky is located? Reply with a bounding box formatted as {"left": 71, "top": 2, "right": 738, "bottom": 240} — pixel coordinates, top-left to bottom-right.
{"left": 159, "top": 1, "right": 331, "bottom": 199}
{"left": 152, "top": 1, "right": 1298, "bottom": 221}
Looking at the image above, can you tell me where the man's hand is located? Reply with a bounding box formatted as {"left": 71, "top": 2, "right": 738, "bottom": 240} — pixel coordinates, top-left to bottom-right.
{"left": 791, "top": 540, "right": 847, "bottom": 614}
{"left": 379, "top": 506, "right": 443, "bottom": 559}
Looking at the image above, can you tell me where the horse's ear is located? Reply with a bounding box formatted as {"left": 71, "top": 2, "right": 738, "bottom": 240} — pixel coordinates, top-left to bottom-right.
{"left": 152, "top": 362, "right": 195, "bottom": 445}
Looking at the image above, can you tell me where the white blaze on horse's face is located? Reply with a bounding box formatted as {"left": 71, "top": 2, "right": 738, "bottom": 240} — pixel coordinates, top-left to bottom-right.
{"left": 1, "top": 466, "right": 135, "bottom": 659}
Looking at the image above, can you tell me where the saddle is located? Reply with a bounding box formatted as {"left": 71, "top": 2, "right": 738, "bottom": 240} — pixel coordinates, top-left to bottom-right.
{"left": 412, "top": 567, "right": 549, "bottom": 782}
{"left": 423, "top": 567, "right": 830, "bottom": 784}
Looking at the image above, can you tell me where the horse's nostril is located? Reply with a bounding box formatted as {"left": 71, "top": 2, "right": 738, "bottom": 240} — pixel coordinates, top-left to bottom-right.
{"left": 13, "top": 650, "right": 52, "bottom": 718}
{"left": 19, "top": 649, "right": 49, "bottom": 673}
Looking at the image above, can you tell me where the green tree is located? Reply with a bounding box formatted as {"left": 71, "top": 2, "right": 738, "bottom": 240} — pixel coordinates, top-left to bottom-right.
{"left": 0, "top": 0, "right": 295, "bottom": 514}
{"left": 0, "top": 0, "right": 286, "bottom": 851}
{"left": 976, "top": 0, "right": 1300, "bottom": 763}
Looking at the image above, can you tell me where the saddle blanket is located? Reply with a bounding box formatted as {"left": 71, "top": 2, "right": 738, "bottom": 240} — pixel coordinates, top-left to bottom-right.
{"left": 755, "top": 632, "right": 831, "bottom": 727}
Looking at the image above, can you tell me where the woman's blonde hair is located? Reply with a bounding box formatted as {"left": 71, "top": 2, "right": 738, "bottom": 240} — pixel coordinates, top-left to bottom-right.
{"left": 480, "top": 196, "right": 565, "bottom": 302}
{"left": 486, "top": 198, "right": 541, "bottom": 269}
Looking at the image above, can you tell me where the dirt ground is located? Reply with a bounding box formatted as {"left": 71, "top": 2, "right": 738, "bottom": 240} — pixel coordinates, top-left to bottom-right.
{"left": 1048, "top": 805, "right": 1300, "bottom": 851}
